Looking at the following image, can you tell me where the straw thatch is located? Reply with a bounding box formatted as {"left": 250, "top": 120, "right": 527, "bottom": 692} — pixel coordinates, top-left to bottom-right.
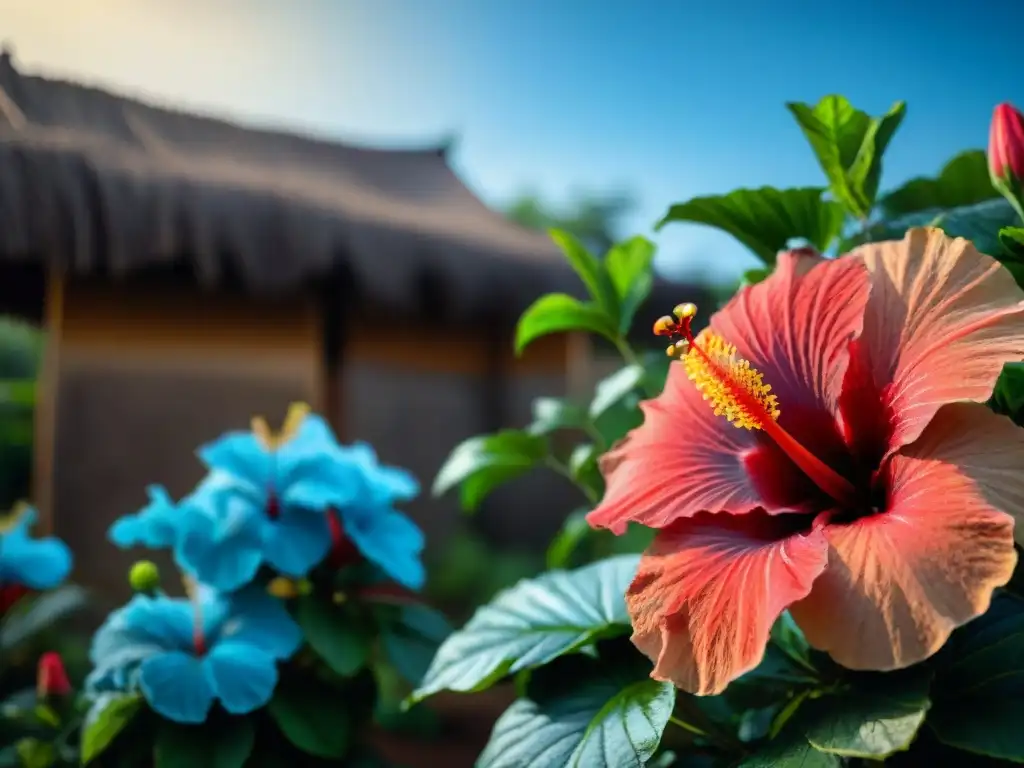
{"left": 1, "top": 53, "right": 680, "bottom": 321}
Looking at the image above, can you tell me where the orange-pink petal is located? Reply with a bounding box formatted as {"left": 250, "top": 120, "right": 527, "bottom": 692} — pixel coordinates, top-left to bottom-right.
{"left": 789, "top": 402, "right": 1020, "bottom": 671}
{"left": 588, "top": 251, "right": 870, "bottom": 533}
{"left": 588, "top": 371, "right": 764, "bottom": 533}
{"left": 847, "top": 227, "right": 1024, "bottom": 456}
{"left": 712, "top": 249, "right": 870, "bottom": 421}
{"left": 627, "top": 512, "right": 828, "bottom": 696}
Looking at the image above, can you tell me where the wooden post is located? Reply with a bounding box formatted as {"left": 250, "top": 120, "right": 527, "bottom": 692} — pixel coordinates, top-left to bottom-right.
{"left": 32, "top": 269, "right": 63, "bottom": 535}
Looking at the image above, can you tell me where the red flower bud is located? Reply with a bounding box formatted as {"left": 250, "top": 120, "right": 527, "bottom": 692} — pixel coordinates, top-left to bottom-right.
{"left": 989, "top": 103, "right": 1024, "bottom": 182}
{"left": 37, "top": 652, "right": 71, "bottom": 698}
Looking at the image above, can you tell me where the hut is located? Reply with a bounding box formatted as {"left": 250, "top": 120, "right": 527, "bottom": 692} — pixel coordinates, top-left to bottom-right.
{"left": 0, "top": 52, "right": 705, "bottom": 598}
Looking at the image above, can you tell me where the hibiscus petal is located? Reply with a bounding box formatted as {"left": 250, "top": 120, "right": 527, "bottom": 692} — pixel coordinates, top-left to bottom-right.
{"left": 847, "top": 227, "right": 1024, "bottom": 455}
{"left": 712, "top": 249, "right": 870, "bottom": 418}
{"left": 138, "top": 651, "right": 215, "bottom": 724}
{"left": 627, "top": 512, "right": 828, "bottom": 696}
{"left": 203, "top": 641, "right": 278, "bottom": 715}
{"left": 588, "top": 374, "right": 763, "bottom": 533}
{"left": 589, "top": 252, "right": 870, "bottom": 533}
{"left": 789, "top": 402, "right": 1020, "bottom": 671}
{"left": 262, "top": 507, "right": 332, "bottom": 577}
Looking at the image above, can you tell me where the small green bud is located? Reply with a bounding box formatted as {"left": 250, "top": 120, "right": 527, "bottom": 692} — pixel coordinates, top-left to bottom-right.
{"left": 129, "top": 560, "right": 160, "bottom": 593}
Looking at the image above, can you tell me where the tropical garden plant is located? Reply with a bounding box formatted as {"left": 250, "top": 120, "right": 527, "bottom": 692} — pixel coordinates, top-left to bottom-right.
{"left": 420, "top": 96, "right": 1024, "bottom": 766}
{"left": 1, "top": 403, "right": 449, "bottom": 766}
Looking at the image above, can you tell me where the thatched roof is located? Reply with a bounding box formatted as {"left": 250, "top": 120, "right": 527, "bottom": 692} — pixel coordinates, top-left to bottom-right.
{"left": 0, "top": 53, "right": 697, "bottom": 323}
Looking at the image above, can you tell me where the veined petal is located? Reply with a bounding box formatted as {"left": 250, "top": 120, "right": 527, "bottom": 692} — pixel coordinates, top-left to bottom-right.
{"left": 847, "top": 227, "right": 1024, "bottom": 455}
{"left": 588, "top": 253, "right": 869, "bottom": 534}
{"left": 261, "top": 507, "right": 331, "bottom": 577}
{"left": 203, "top": 641, "right": 278, "bottom": 715}
{"left": 627, "top": 512, "right": 828, "bottom": 696}
{"left": 790, "top": 402, "right": 1020, "bottom": 671}
{"left": 138, "top": 651, "right": 215, "bottom": 724}
{"left": 588, "top": 373, "right": 764, "bottom": 533}
{"left": 712, "top": 250, "right": 870, "bottom": 419}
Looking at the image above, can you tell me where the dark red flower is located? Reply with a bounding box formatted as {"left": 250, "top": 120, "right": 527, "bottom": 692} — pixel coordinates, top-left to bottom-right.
{"left": 37, "top": 652, "right": 71, "bottom": 698}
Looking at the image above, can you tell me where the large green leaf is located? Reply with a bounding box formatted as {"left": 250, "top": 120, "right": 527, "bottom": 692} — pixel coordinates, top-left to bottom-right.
{"left": 739, "top": 731, "right": 841, "bottom": 767}
{"left": 516, "top": 294, "right": 621, "bottom": 353}
{"left": 432, "top": 430, "right": 548, "bottom": 512}
{"left": 656, "top": 187, "right": 844, "bottom": 264}
{"left": 604, "top": 236, "right": 656, "bottom": 333}
{"left": 802, "top": 672, "right": 931, "bottom": 758}
{"left": 477, "top": 656, "right": 675, "bottom": 768}
{"left": 549, "top": 229, "right": 620, "bottom": 318}
{"left": 80, "top": 693, "right": 143, "bottom": 765}
{"left": 879, "top": 150, "right": 998, "bottom": 217}
{"left": 154, "top": 719, "right": 255, "bottom": 768}
{"left": 787, "top": 95, "right": 906, "bottom": 219}
{"left": 379, "top": 603, "right": 454, "bottom": 687}
{"left": 268, "top": 678, "right": 351, "bottom": 759}
{"left": 866, "top": 198, "right": 1018, "bottom": 256}
{"left": 992, "top": 362, "right": 1024, "bottom": 420}
{"left": 527, "top": 397, "right": 590, "bottom": 436}
{"left": 296, "top": 596, "right": 370, "bottom": 677}
{"left": 408, "top": 555, "right": 639, "bottom": 703}
{"left": 929, "top": 596, "right": 1024, "bottom": 761}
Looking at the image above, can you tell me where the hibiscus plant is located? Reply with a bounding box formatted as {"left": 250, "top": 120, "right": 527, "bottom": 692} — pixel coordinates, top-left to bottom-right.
{"left": 424, "top": 94, "right": 1024, "bottom": 766}
{"left": 74, "top": 403, "right": 448, "bottom": 766}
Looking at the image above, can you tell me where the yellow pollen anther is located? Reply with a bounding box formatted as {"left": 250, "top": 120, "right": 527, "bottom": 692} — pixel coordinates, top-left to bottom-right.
{"left": 684, "top": 329, "right": 780, "bottom": 430}
{"left": 653, "top": 315, "right": 675, "bottom": 336}
{"left": 251, "top": 402, "right": 312, "bottom": 450}
{"left": 673, "top": 302, "right": 697, "bottom": 319}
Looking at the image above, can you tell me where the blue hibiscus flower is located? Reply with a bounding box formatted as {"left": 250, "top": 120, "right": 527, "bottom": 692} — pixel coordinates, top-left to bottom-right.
{"left": 173, "top": 409, "right": 366, "bottom": 591}
{"left": 108, "top": 486, "right": 180, "bottom": 550}
{"left": 332, "top": 443, "right": 425, "bottom": 590}
{"left": 86, "top": 585, "right": 300, "bottom": 724}
{"left": 0, "top": 506, "right": 72, "bottom": 590}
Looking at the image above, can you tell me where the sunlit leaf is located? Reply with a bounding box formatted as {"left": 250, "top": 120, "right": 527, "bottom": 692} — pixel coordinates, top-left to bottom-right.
{"left": 589, "top": 365, "right": 645, "bottom": 420}
{"left": 81, "top": 693, "right": 143, "bottom": 765}
{"left": 657, "top": 187, "right": 843, "bottom": 264}
{"left": 549, "top": 229, "right": 620, "bottom": 318}
{"left": 604, "top": 236, "right": 656, "bottom": 333}
{"left": 432, "top": 431, "right": 548, "bottom": 512}
{"left": 515, "top": 294, "right": 621, "bottom": 353}
{"left": 879, "top": 150, "right": 998, "bottom": 217}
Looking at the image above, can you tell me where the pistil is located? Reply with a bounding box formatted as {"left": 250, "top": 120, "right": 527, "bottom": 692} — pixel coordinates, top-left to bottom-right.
{"left": 655, "top": 303, "right": 859, "bottom": 508}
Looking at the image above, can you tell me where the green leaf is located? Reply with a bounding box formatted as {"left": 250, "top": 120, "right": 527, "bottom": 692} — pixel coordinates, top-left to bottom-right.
{"left": 527, "top": 397, "right": 589, "bottom": 436}
{"left": 14, "top": 738, "right": 54, "bottom": 768}
{"left": 803, "top": 670, "right": 931, "bottom": 758}
{"left": 739, "top": 731, "right": 841, "bottom": 767}
{"left": 640, "top": 350, "right": 671, "bottom": 395}
{"left": 568, "top": 443, "right": 601, "bottom": 495}
{"left": 549, "top": 229, "right": 620, "bottom": 318}
{"left": 477, "top": 662, "right": 675, "bottom": 767}
{"left": 432, "top": 430, "right": 548, "bottom": 512}
{"left": 0, "top": 380, "right": 36, "bottom": 408}
{"left": 928, "top": 596, "right": 1024, "bottom": 761}
{"left": 545, "top": 508, "right": 592, "bottom": 569}
{"left": 880, "top": 150, "right": 999, "bottom": 217}
{"left": 604, "top": 236, "right": 656, "bottom": 333}
{"left": 80, "top": 692, "right": 142, "bottom": 765}
{"left": 154, "top": 719, "right": 255, "bottom": 768}
{"left": 656, "top": 187, "right": 844, "bottom": 264}
{"left": 408, "top": 555, "right": 639, "bottom": 704}
{"left": 1001, "top": 226, "right": 1024, "bottom": 256}
{"left": 269, "top": 678, "right": 351, "bottom": 759}
{"left": 742, "top": 267, "right": 771, "bottom": 287}
{"left": 992, "top": 362, "right": 1024, "bottom": 419}
{"left": 787, "top": 95, "right": 906, "bottom": 219}
{"left": 589, "top": 364, "right": 645, "bottom": 420}
{"left": 867, "top": 198, "right": 1018, "bottom": 257}
{"left": 380, "top": 603, "right": 454, "bottom": 686}
{"left": 1, "top": 585, "right": 88, "bottom": 650}
{"left": 516, "top": 293, "right": 621, "bottom": 353}
{"left": 296, "top": 595, "right": 370, "bottom": 677}
{"left": 593, "top": 399, "right": 643, "bottom": 446}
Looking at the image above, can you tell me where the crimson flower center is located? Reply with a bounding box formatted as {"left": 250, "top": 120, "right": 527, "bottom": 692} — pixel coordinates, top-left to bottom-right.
{"left": 654, "top": 303, "right": 860, "bottom": 509}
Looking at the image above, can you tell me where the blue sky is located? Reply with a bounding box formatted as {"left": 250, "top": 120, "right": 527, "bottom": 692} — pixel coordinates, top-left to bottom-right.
{"left": 9, "top": 0, "right": 1024, "bottom": 281}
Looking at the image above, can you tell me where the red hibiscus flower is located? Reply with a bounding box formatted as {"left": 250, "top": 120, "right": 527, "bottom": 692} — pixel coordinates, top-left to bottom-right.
{"left": 588, "top": 228, "right": 1024, "bottom": 695}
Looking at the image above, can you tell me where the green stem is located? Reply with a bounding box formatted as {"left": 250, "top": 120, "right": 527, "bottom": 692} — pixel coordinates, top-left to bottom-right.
{"left": 544, "top": 456, "right": 598, "bottom": 505}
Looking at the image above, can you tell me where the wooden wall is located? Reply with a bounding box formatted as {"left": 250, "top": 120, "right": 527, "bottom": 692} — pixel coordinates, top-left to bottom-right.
{"left": 35, "top": 273, "right": 323, "bottom": 601}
